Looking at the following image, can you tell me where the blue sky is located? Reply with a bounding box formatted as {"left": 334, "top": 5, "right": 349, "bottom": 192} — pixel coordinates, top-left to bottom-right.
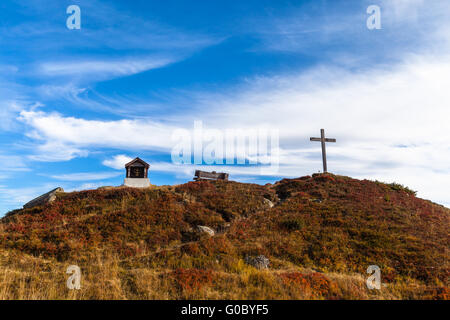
{"left": 1, "top": 0, "right": 449, "bottom": 215}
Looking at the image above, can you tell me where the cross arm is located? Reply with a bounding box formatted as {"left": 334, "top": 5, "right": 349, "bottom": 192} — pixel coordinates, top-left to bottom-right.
{"left": 325, "top": 138, "right": 336, "bottom": 143}
{"left": 310, "top": 137, "right": 321, "bottom": 141}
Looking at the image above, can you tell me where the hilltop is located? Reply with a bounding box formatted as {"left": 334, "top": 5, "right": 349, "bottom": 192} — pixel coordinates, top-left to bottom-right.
{"left": 0, "top": 173, "right": 448, "bottom": 299}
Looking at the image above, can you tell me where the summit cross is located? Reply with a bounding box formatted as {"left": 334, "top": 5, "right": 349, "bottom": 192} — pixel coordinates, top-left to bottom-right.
{"left": 310, "top": 129, "right": 336, "bottom": 173}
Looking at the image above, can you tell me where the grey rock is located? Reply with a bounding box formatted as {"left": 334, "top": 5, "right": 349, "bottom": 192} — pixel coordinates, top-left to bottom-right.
{"left": 23, "top": 187, "right": 64, "bottom": 209}
{"left": 263, "top": 198, "right": 274, "bottom": 208}
{"left": 197, "top": 225, "right": 215, "bottom": 237}
{"left": 245, "top": 255, "right": 270, "bottom": 269}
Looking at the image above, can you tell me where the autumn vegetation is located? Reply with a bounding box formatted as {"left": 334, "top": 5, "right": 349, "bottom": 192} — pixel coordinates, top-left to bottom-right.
{"left": 0, "top": 173, "right": 448, "bottom": 300}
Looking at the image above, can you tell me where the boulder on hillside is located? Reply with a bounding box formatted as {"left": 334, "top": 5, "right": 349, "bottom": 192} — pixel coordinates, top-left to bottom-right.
{"left": 23, "top": 187, "right": 64, "bottom": 209}
{"left": 263, "top": 198, "right": 274, "bottom": 208}
{"left": 245, "top": 255, "right": 270, "bottom": 269}
{"left": 196, "top": 225, "right": 215, "bottom": 237}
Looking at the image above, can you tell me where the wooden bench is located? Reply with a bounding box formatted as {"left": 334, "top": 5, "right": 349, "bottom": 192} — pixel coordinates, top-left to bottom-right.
{"left": 194, "top": 170, "right": 229, "bottom": 181}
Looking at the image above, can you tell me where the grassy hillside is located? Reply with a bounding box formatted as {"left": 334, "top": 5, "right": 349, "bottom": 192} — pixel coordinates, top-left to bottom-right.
{"left": 0, "top": 173, "right": 448, "bottom": 299}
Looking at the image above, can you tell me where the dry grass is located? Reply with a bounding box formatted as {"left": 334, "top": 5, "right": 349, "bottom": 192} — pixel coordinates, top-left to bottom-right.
{"left": 0, "top": 248, "right": 446, "bottom": 300}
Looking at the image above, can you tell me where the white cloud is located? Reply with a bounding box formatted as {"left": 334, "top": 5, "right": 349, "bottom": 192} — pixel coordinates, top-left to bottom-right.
{"left": 18, "top": 110, "right": 179, "bottom": 161}
{"left": 49, "top": 171, "right": 122, "bottom": 181}
{"left": 37, "top": 84, "right": 87, "bottom": 99}
{"left": 102, "top": 155, "right": 134, "bottom": 170}
{"left": 39, "top": 57, "right": 175, "bottom": 79}
{"left": 0, "top": 96, "right": 25, "bottom": 132}
{"left": 27, "top": 141, "right": 88, "bottom": 162}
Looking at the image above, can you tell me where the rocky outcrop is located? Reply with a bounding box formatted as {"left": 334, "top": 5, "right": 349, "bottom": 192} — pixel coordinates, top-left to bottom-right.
{"left": 23, "top": 187, "right": 64, "bottom": 209}
{"left": 245, "top": 255, "right": 270, "bottom": 269}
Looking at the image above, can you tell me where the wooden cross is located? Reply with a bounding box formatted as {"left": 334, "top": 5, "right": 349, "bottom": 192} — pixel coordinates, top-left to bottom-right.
{"left": 310, "top": 129, "right": 336, "bottom": 173}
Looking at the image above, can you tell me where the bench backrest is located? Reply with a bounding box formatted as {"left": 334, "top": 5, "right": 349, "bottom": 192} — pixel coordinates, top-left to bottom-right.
{"left": 194, "top": 170, "right": 229, "bottom": 181}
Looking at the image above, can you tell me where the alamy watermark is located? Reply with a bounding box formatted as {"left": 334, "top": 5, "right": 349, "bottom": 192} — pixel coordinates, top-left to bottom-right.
{"left": 66, "top": 265, "right": 81, "bottom": 290}
{"left": 66, "top": 5, "right": 81, "bottom": 30}
{"left": 65, "top": 4, "right": 381, "bottom": 31}
{"left": 367, "top": 5, "right": 381, "bottom": 30}
{"left": 366, "top": 265, "right": 381, "bottom": 290}
{"left": 171, "top": 121, "right": 280, "bottom": 175}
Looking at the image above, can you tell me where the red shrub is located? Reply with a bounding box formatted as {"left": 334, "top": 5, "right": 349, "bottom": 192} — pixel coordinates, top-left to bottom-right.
{"left": 280, "top": 272, "right": 337, "bottom": 298}
{"left": 170, "top": 268, "right": 214, "bottom": 291}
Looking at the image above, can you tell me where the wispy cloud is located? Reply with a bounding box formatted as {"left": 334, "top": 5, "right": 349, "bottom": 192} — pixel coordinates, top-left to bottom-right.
{"left": 0, "top": 101, "right": 23, "bottom": 131}
{"left": 65, "top": 182, "right": 107, "bottom": 192}
{"left": 1, "top": 0, "right": 222, "bottom": 109}
{"left": 3, "top": 0, "right": 220, "bottom": 53}
{"left": 247, "top": 0, "right": 450, "bottom": 64}
{"left": 49, "top": 171, "right": 122, "bottom": 181}
{"left": 39, "top": 57, "right": 175, "bottom": 80}
{"left": 0, "top": 183, "right": 56, "bottom": 209}
{"left": 0, "top": 154, "right": 30, "bottom": 173}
